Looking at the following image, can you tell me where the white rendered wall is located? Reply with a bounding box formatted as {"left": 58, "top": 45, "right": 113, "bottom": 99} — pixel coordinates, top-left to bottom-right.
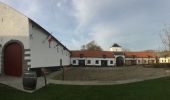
{"left": 71, "top": 57, "right": 115, "bottom": 66}
{"left": 0, "top": 3, "right": 30, "bottom": 48}
{"left": 125, "top": 57, "right": 156, "bottom": 64}
{"left": 0, "top": 2, "right": 30, "bottom": 74}
{"left": 110, "top": 47, "right": 122, "bottom": 52}
{"left": 159, "top": 57, "right": 170, "bottom": 63}
{"left": 30, "top": 23, "right": 70, "bottom": 68}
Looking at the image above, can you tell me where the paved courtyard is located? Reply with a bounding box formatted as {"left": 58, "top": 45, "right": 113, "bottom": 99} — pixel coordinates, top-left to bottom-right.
{"left": 0, "top": 75, "right": 47, "bottom": 93}
{"left": 0, "top": 65, "right": 170, "bottom": 92}
{"left": 53, "top": 65, "right": 170, "bottom": 81}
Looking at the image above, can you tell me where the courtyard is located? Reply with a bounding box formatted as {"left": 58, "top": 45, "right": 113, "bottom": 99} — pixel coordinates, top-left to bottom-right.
{"left": 1, "top": 76, "right": 170, "bottom": 100}
{"left": 53, "top": 65, "right": 170, "bottom": 81}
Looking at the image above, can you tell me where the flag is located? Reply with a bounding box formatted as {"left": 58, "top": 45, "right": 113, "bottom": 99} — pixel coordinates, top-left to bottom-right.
{"left": 48, "top": 35, "right": 53, "bottom": 48}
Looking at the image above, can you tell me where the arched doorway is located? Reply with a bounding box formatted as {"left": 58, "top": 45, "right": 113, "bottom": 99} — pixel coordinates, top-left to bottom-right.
{"left": 4, "top": 42, "right": 22, "bottom": 76}
{"left": 116, "top": 56, "right": 124, "bottom": 66}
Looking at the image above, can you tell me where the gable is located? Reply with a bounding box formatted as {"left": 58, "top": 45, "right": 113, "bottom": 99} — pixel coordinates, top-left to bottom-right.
{"left": 0, "top": 2, "right": 29, "bottom": 37}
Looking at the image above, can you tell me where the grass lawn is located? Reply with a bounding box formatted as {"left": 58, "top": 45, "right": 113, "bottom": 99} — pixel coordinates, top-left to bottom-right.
{"left": 1, "top": 77, "right": 170, "bottom": 100}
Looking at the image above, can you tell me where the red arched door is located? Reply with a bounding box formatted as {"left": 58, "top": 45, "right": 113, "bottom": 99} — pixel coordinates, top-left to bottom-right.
{"left": 4, "top": 42, "right": 22, "bottom": 76}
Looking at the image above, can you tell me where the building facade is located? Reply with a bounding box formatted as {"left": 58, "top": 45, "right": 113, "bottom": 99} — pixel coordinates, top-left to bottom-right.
{"left": 159, "top": 57, "right": 170, "bottom": 63}
{"left": 71, "top": 51, "right": 115, "bottom": 67}
{"left": 110, "top": 43, "right": 123, "bottom": 52}
{"left": 0, "top": 2, "right": 70, "bottom": 76}
{"left": 124, "top": 52, "right": 156, "bottom": 65}
{"left": 0, "top": 2, "right": 162, "bottom": 77}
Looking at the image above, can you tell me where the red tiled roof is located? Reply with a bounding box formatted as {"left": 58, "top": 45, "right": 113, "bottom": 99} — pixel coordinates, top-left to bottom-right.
{"left": 124, "top": 52, "right": 155, "bottom": 58}
{"left": 71, "top": 50, "right": 114, "bottom": 58}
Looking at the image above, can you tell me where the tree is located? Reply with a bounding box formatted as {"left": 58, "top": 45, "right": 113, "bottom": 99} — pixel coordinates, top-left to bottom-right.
{"left": 160, "top": 25, "right": 170, "bottom": 51}
{"left": 81, "top": 40, "right": 103, "bottom": 51}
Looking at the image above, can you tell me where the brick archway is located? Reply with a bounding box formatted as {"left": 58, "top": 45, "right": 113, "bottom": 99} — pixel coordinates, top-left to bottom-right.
{"left": 3, "top": 42, "right": 23, "bottom": 76}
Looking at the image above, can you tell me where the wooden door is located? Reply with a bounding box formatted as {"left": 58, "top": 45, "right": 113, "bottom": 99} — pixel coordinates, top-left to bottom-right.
{"left": 101, "top": 60, "right": 108, "bottom": 67}
{"left": 78, "top": 60, "right": 85, "bottom": 66}
{"left": 4, "top": 43, "right": 22, "bottom": 76}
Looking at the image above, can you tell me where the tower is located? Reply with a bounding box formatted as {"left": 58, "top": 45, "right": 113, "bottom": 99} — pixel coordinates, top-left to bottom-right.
{"left": 110, "top": 43, "right": 123, "bottom": 52}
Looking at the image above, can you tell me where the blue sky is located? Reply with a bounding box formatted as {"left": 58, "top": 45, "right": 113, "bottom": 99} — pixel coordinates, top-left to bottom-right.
{"left": 1, "top": 0, "right": 170, "bottom": 51}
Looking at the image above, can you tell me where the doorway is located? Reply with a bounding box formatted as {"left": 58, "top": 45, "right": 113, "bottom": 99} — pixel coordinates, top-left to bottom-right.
{"left": 116, "top": 56, "right": 124, "bottom": 66}
{"left": 78, "top": 60, "right": 85, "bottom": 66}
{"left": 4, "top": 42, "right": 22, "bottom": 76}
{"left": 101, "top": 60, "right": 108, "bottom": 66}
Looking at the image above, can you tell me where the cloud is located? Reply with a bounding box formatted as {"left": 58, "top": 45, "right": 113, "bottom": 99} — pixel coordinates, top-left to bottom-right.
{"left": 1, "top": 0, "right": 170, "bottom": 51}
{"left": 88, "top": 24, "right": 119, "bottom": 50}
{"left": 71, "top": 0, "right": 170, "bottom": 50}
{"left": 72, "top": 0, "right": 128, "bottom": 50}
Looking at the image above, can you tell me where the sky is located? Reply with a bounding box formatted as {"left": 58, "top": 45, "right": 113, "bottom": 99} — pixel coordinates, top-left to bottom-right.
{"left": 0, "top": 0, "right": 170, "bottom": 51}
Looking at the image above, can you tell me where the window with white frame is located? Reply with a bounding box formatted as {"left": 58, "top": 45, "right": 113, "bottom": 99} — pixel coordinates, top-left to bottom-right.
{"left": 138, "top": 60, "right": 140, "bottom": 63}
{"left": 87, "top": 60, "right": 91, "bottom": 64}
{"left": 80, "top": 54, "right": 84, "bottom": 58}
{"left": 95, "top": 60, "right": 99, "bottom": 64}
{"left": 110, "top": 60, "right": 113, "bottom": 64}
{"left": 73, "top": 60, "right": 76, "bottom": 64}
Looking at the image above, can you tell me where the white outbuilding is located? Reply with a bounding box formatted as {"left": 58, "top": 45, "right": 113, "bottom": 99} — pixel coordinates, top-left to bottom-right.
{"left": 0, "top": 2, "right": 70, "bottom": 76}
{"left": 71, "top": 50, "right": 115, "bottom": 67}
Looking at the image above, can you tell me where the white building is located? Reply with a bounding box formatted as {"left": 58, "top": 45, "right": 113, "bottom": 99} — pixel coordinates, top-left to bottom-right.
{"left": 159, "top": 57, "right": 170, "bottom": 63}
{"left": 110, "top": 43, "right": 125, "bottom": 66}
{"left": 71, "top": 51, "right": 115, "bottom": 67}
{"left": 124, "top": 52, "right": 156, "bottom": 65}
{"left": 0, "top": 2, "right": 70, "bottom": 76}
{"left": 110, "top": 43, "right": 123, "bottom": 52}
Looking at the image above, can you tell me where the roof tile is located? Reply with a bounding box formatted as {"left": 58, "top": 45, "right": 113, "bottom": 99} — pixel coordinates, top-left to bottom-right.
{"left": 71, "top": 50, "right": 114, "bottom": 58}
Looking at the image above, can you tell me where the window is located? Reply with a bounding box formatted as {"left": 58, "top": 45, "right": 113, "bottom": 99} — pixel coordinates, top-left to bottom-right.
{"left": 73, "top": 60, "right": 76, "bottom": 64}
{"left": 80, "top": 54, "right": 84, "bottom": 58}
{"left": 87, "top": 60, "right": 91, "bottom": 64}
{"left": 110, "top": 60, "right": 113, "bottom": 64}
{"left": 57, "top": 46, "right": 59, "bottom": 52}
{"left": 138, "top": 60, "right": 140, "bottom": 63}
{"left": 143, "top": 60, "right": 146, "bottom": 64}
{"left": 95, "top": 60, "right": 99, "bottom": 64}
{"left": 103, "top": 55, "right": 106, "bottom": 59}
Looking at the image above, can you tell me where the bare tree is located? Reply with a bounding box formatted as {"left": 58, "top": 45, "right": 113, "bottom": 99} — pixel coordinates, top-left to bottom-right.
{"left": 81, "top": 40, "right": 103, "bottom": 51}
{"left": 160, "top": 24, "right": 170, "bottom": 51}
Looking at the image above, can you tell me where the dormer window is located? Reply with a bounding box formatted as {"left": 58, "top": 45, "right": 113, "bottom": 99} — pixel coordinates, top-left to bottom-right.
{"left": 103, "top": 55, "right": 106, "bottom": 59}
{"left": 80, "top": 54, "right": 84, "bottom": 58}
{"left": 132, "top": 55, "right": 136, "bottom": 59}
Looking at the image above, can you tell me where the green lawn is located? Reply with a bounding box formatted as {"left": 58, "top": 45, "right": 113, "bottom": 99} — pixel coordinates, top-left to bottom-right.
{"left": 1, "top": 77, "right": 170, "bottom": 100}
